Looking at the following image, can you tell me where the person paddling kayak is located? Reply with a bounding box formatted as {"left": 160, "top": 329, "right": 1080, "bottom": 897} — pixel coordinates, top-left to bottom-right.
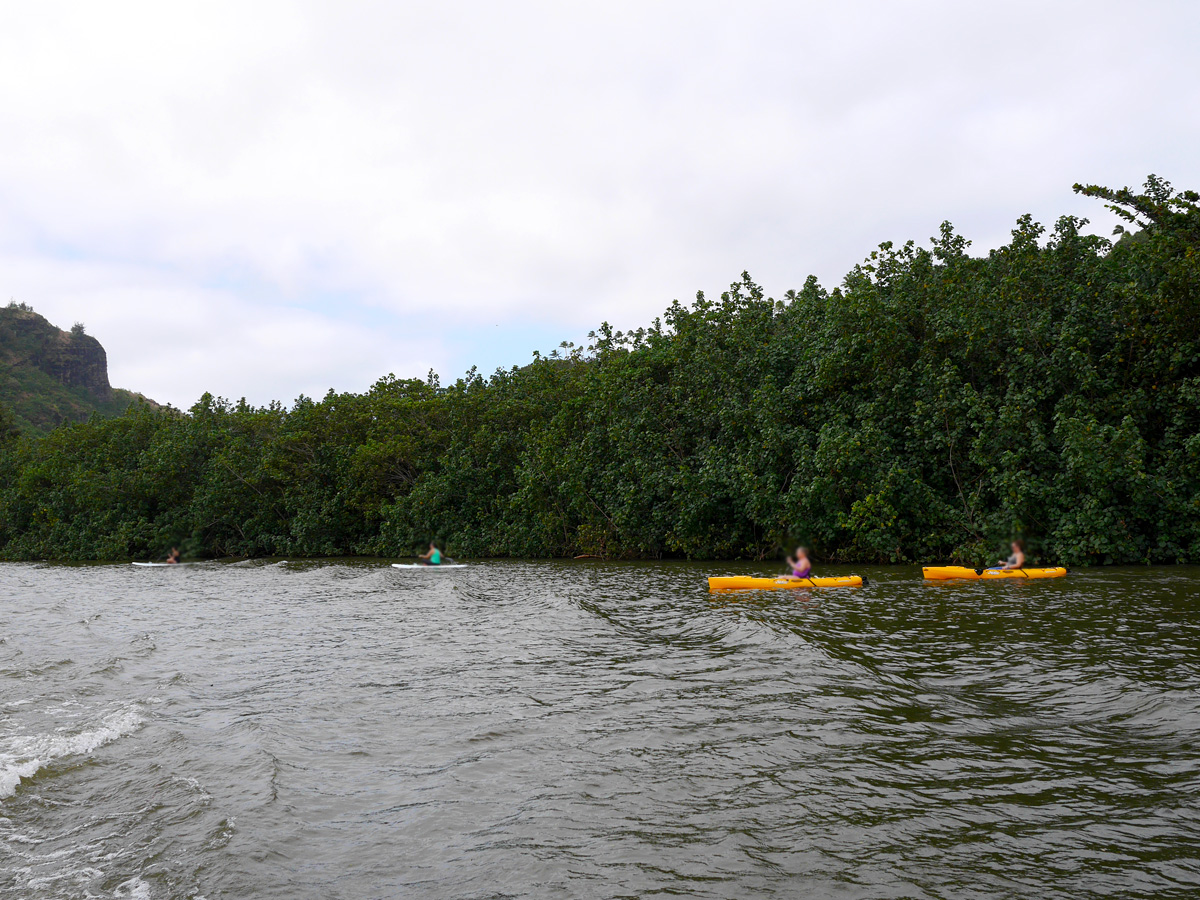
{"left": 999, "top": 539, "right": 1025, "bottom": 570}
{"left": 418, "top": 542, "right": 443, "bottom": 566}
{"left": 786, "top": 546, "right": 812, "bottom": 579}
{"left": 166, "top": 547, "right": 181, "bottom": 565}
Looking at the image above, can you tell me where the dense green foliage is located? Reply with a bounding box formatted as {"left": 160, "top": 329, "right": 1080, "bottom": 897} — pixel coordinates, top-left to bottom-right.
{"left": 2, "top": 177, "right": 1198, "bottom": 564}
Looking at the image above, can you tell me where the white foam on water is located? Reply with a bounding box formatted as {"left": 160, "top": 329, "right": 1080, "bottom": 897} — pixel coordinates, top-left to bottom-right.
{"left": 113, "top": 876, "right": 152, "bottom": 899}
{"left": 0, "top": 706, "right": 146, "bottom": 799}
{"left": 26, "top": 864, "right": 104, "bottom": 890}
{"left": 173, "top": 774, "right": 212, "bottom": 803}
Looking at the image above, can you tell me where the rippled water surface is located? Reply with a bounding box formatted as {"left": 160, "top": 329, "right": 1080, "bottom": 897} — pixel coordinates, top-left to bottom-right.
{"left": 2, "top": 560, "right": 1198, "bottom": 899}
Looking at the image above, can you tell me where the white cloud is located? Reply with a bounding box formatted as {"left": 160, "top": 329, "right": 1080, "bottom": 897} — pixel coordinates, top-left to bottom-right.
{"left": 1, "top": 1, "right": 1197, "bottom": 405}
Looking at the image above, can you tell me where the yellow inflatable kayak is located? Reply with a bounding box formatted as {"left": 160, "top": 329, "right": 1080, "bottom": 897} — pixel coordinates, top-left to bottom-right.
{"left": 923, "top": 566, "right": 1067, "bottom": 580}
{"left": 708, "top": 575, "right": 865, "bottom": 591}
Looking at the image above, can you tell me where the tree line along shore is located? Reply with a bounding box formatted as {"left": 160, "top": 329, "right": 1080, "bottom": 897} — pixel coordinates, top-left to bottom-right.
{"left": 1, "top": 177, "right": 1197, "bottom": 565}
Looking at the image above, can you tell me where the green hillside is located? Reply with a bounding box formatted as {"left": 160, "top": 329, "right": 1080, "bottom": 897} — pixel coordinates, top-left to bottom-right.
{"left": 0, "top": 302, "right": 153, "bottom": 432}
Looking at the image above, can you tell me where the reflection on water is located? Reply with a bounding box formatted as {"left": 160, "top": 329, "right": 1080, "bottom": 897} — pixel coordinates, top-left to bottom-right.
{"left": 1, "top": 560, "right": 1198, "bottom": 898}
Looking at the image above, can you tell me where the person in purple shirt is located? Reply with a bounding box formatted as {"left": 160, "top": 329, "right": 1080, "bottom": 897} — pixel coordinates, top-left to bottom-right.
{"left": 787, "top": 546, "right": 812, "bottom": 579}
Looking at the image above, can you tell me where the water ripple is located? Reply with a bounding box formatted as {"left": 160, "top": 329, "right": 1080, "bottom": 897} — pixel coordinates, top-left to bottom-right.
{"left": 0, "top": 560, "right": 1198, "bottom": 898}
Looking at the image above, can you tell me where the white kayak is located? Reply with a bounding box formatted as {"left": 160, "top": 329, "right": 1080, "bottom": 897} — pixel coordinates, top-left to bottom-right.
{"left": 132, "top": 561, "right": 191, "bottom": 567}
{"left": 391, "top": 563, "right": 468, "bottom": 569}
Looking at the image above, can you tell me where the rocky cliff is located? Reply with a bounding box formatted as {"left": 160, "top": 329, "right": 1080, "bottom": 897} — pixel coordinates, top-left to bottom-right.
{"left": 1, "top": 307, "right": 112, "bottom": 399}
{"left": 0, "top": 303, "right": 155, "bottom": 432}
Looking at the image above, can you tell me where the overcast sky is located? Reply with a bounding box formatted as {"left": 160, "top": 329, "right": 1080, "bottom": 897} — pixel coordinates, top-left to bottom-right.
{"left": 2, "top": 1, "right": 1197, "bottom": 408}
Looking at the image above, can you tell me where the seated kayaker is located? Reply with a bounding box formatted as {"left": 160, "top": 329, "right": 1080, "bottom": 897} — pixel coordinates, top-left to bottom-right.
{"left": 999, "top": 540, "right": 1025, "bottom": 570}
{"left": 786, "top": 546, "right": 812, "bottom": 579}
{"left": 166, "top": 547, "right": 181, "bottom": 565}
{"left": 418, "top": 542, "right": 442, "bottom": 566}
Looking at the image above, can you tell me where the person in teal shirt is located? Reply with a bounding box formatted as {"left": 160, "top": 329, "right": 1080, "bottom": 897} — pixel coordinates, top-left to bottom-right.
{"left": 419, "top": 542, "right": 442, "bottom": 566}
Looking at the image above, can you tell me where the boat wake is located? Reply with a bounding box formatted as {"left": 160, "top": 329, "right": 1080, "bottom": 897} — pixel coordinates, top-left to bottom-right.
{"left": 0, "top": 705, "right": 145, "bottom": 799}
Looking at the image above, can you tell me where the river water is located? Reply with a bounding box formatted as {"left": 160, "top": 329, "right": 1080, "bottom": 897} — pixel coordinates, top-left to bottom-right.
{"left": 1, "top": 560, "right": 1198, "bottom": 899}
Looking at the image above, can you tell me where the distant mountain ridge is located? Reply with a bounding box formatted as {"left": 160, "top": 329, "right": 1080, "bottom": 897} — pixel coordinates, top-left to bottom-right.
{"left": 0, "top": 302, "right": 156, "bottom": 432}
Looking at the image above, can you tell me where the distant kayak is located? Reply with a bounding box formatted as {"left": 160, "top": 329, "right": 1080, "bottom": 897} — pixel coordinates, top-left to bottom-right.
{"left": 709, "top": 575, "right": 864, "bottom": 591}
{"left": 923, "top": 566, "right": 1067, "bottom": 580}
{"left": 131, "top": 562, "right": 190, "bottom": 567}
{"left": 391, "top": 563, "right": 468, "bottom": 570}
